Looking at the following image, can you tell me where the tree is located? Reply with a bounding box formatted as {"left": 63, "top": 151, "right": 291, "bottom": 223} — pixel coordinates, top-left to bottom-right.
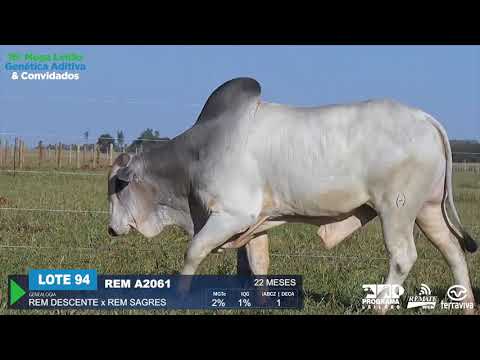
{"left": 97, "top": 133, "right": 116, "bottom": 153}
{"left": 83, "top": 131, "right": 89, "bottom": 144}
{"left": 127, "top": 128, "right": 168, "bottom": 152}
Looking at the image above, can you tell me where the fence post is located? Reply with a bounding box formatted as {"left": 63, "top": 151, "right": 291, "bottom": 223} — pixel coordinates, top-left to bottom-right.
{"left": 19, "top": 139, "right": 23, "bottom": 169}
{"left": 68, "top": 145, "right": 72, "bottom": 166}
{"left": 21, "top": 140, "right": 25, "bottom": 169}
{"left": 92, "top": 144, "right": 97, "bottom": 169}
{"left": 13, "top": 137, "right": 17, "bottom": 175}
{"left": 96, "top": 145, "right": 100, "bottom": 168}
{"left": 39, "top": 141, "right": 43, "bottom": 167}
{"left": 57, "top": 142, "right": 62, "bottom": 169}
{"left": 76, "top": 144, "right": 80, "bottom": 169}
{"left": 109, "top": 143, "right": 113, "bottom": 166}
{"left": 4, "top": 140, "right": 8, "bottom": 167}
{"left": 18, "top": 139, "right": 21, "bottom": 169}
{"left": 0, "top": 139, "right": 2, "bottom": 167}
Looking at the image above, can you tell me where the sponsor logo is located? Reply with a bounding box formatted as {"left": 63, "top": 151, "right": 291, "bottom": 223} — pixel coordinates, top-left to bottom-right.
{"left": 406, "top": 284, "right": 437, "bottom": 310}
{"left": 446, "top": 285, "right": 467, "bottom": 301}
{"left": 440, "top": 285, "right": 474, "bottom": 311}
{"left": 361, "top": 284, "right": 404, "bottom": 310}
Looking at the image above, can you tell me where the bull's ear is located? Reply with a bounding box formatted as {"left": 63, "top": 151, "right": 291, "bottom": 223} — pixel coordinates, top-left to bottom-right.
{"left": 114, "top": 153, "right": 131, "bottom": 168}
{"left": 116, "top": 166, "right": 134, "bottom": 183}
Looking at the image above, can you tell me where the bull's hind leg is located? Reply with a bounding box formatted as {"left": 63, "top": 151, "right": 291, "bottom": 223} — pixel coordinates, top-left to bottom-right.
{"left": 376, "top": 211, "right": 418, "bottom": 314}
{"left": 237, "top": 233, "right": 270, "bottom": 275}
{"left": 416, "top": 203, "right": 475, "bottom": 314}
{"left": 317, "top": 205, "right": 377, "bottom": 249}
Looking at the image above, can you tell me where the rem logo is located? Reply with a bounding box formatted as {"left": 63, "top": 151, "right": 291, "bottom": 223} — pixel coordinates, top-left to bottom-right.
{"left": 361, "top": 284, "right": 404, "bottom": 310}
{"left": 407, "top": 284, "right": 437, "bottom": 310}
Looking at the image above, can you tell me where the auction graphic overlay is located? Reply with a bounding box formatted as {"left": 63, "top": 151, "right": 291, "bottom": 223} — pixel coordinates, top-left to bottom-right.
{"left": 8, "top": 270, "right": 303, "bottom": 310}
{"left": 3, "top": 52, "right": 86, "bottom": 81}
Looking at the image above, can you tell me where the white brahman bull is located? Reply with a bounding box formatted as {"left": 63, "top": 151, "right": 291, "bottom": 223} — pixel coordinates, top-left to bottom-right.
{"left": 108, "top": 78, "right": 478, "bottom": 314}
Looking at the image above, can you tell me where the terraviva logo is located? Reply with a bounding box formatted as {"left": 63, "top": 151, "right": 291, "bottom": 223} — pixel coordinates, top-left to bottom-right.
{"left": 441, "top": 285, "right": 474, "bottom": 310}
{"left": 446, "top": 285, "right": 467, "bottom": 301}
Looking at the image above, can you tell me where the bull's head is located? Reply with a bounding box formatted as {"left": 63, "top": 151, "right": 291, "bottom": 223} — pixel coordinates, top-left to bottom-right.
{"left": 108, "top": 151, "right": 192, "bottom": 238}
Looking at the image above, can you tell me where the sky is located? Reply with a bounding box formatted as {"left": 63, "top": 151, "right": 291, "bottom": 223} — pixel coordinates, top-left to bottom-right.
{"left": 0, "top": 45, "right": 479, "bottom": 146}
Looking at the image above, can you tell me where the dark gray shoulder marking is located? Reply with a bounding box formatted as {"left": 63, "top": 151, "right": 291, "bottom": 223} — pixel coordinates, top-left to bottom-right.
{"left": 194, "top": 77, "right": 261, "bottom": 125}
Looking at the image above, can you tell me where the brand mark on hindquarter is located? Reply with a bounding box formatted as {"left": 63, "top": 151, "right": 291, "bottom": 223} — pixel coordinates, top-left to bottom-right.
{"left": 396, "top": 193, "right": 406, "bottom": 208}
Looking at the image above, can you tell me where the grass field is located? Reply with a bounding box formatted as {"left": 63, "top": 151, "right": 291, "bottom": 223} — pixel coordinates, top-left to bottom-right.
{"left": 0, "top": 167, "right": 479, "bottom": 315}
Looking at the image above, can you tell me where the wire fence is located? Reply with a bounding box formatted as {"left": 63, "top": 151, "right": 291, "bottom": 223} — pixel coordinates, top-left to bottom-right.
{"left": 0, "top": 133, "right": 172, "bottom": 171}
{"left": 0, "top": 242, "right": 474, "bottom": 266}
{"left": 0, "top": 136, "right": 478, "bottom": 262}
{"left": 0, "top": 169, "right": 105, "bottom": 176}
{"left": 0, "top": 130, "right": 479, "bottom": 174}
{"left": 0, "top": 243, "right": 454, "bottom": 264}
{"left": 0, "top": 207, "right": 108, "bottom": 214}
{"left": 0, "top": 132, "right": 171, "bottom": 144}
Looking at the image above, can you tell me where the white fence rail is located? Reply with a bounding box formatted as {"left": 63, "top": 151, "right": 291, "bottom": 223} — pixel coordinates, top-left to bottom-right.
{"left": 452, "top": 162, "right": 480, "bottom": 173}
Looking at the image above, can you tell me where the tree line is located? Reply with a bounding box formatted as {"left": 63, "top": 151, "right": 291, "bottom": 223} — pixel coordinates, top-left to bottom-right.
{"left": 37, "top": 129, "right": 170, "bottom": 154}
{"left": 451, "top": 140, "right": 480, "bottom": 162}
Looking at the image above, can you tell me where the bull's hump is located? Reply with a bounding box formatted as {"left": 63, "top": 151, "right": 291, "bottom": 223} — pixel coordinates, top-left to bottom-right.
{"left": 194, "top": 77, "right": 261, "bottom": 125}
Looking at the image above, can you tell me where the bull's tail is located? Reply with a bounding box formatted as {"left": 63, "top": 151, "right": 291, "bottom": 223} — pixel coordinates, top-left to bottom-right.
{"left": 425, "top": 113, "right": 478, "bottom": 253}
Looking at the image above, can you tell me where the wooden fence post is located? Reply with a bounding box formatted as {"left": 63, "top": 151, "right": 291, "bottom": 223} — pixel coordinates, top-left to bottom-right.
{"left": 96, "top": 145, "right": 100, "bottom": 168}
{"left": 76, "top": 144, "right": 80, "bottom": 169}
{"left": 109, "top": 143, "right": 113, "bottom": 166}
{"left": 22, "top": 140, "right": 25, "bottom": 169}
{"left": 19, "top": 139, "right": 23, "bottom": 169}
{"left": 17, "top": 139, "right": 21, "bottom": 169}
{"left": 4, "top": 140, "right": 8, "bottom": 167}
{"left": 39, "top": 141, "right": 43, "bottom": 167}
{"left": 13, "top": 137, "right": 17, "bottom": 175}
{"left": 68, "top": 145, "right": 72, "bottom": 166}
{"left": 92, "top": 144, "right": 97, "bottom": 169}
{"left": 57, "top": 142, "right": 62, "bottom": 169}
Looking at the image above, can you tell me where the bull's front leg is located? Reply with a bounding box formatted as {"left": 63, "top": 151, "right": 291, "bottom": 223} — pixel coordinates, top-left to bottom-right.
{"left": 181, "top": 212, "right": 255, "bottom": 275}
